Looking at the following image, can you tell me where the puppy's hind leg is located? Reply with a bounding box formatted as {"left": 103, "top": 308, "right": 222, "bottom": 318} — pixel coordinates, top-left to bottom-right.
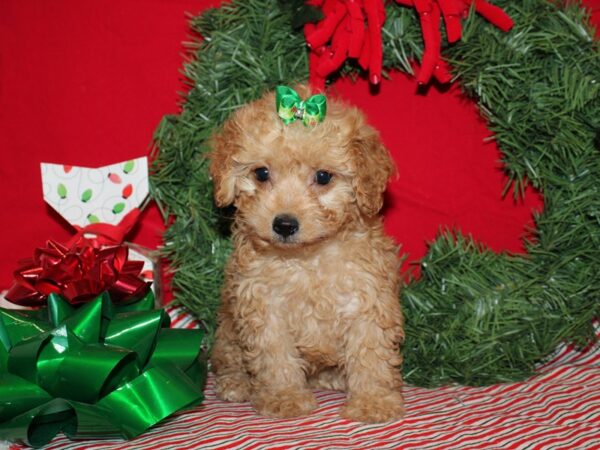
{"left": 211, "top": 303, "right": 252, "bottom": 403}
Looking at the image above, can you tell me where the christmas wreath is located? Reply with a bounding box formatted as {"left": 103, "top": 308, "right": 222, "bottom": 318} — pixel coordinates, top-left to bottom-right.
{"left": 150, "top": 0, "right": 600, "bottom": 387}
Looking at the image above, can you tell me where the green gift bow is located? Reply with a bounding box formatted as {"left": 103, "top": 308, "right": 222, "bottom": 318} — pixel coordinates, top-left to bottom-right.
{"left": 0, "top": 291, "right": 207, "bottom": 448}
{"left": 276, "top": 85, "right": 327, "bottom": 126}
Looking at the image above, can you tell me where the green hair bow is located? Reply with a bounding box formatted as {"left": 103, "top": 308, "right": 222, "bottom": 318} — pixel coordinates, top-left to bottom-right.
{"left": 276, "top": 86, "right": 327, "bottom": 126}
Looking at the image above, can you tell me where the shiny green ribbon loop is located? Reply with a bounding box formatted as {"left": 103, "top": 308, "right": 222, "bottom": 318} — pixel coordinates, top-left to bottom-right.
{"left": 275, "top": 85, "right": 327, "bottom": 126}
{"left": 0, "top": 291, "right": 207, "bottom": 448}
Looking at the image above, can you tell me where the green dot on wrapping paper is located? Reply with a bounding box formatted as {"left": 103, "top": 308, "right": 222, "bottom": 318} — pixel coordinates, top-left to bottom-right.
{"left": 112, "top": 202, "right": 125, "bottom": 214}
{"left": 57, "top": 183, "right": 68, "bottom": 199}
{"left": 87, "top": 214, "right": 100, "bottom": 224}
{"left": 81, "top": 189, "right": 93, "bottom": 203}
{"left": 123, "top": 160, "right": 135, "bottom": 173}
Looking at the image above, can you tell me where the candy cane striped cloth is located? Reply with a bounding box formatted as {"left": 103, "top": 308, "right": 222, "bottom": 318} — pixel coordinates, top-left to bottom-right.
{"left": 7, "top": 309, "right": 600, "bottom": 450}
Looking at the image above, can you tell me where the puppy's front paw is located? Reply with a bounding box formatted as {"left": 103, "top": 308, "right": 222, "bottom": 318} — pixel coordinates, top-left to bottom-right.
{"left": 341, "top": 391, "right": 405, "bottom": 423}
{"left": 215, "top": 373, "right": 252, "bottom": 403}
{"left": 253, "top": 388, "right": 317, "bottom": 418}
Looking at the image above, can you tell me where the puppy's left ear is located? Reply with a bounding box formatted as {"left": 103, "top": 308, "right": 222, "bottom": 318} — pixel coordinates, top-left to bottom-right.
{"left": 350, "top": 124, "right": 395, "bottom": 216}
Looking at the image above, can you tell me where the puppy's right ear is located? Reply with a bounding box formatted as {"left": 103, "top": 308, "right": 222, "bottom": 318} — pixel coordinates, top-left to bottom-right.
{"left": 209, "top": 120, "right": 239, "bottom": 207}
{"left": 350, "top": 122, "right": 395, "bottom": 217}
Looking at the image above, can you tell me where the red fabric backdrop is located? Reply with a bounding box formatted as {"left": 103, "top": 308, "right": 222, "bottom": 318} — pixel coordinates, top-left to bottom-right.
{"left": 1, "top": 1, "right": 599, "bottom": 297}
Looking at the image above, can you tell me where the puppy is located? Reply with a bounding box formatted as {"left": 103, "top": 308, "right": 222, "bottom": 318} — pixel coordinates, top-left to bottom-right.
{"left": 209, "top": 85, "right": 404, "bottom": 423}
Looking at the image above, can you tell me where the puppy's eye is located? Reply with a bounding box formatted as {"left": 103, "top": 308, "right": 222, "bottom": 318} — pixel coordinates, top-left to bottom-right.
{"left": 254, "top": 167, "right": 270, "bottom": 182}
{"left": 315, "top": 170, "right": 332, "bottom": 186}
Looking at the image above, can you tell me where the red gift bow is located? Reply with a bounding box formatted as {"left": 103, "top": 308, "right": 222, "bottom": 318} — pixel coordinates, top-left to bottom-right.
{"left": 304, "top": 0, "right": 513, "bottom": 90}
{"left": 5, "top": 208, "right": 149, "bottom": 307}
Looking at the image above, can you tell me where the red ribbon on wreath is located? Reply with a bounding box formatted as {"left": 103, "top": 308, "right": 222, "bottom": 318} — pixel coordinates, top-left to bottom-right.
{"left": 5, "top": 209, "right": 148, "bottom": 307}
{"left": 305, "top": 0, "right": 513, "bottom": 90}
{"left": 305, "top": 0, "right": 385, "bottom": 90}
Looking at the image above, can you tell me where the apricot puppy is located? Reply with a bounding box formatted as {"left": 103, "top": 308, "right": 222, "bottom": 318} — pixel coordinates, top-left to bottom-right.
{"left": 209, "top": 85, "right": 404, "bottom": 423}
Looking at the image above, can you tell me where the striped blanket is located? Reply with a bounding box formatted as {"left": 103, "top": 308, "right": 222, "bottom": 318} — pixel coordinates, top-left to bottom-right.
{"left": 8, "top": 308, "right": 600, "bottom": 450}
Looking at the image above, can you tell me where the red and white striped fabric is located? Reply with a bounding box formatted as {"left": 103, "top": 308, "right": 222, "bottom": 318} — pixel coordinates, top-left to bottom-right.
{"left": 10, "top": 311, "right": 600, "bottom": 450}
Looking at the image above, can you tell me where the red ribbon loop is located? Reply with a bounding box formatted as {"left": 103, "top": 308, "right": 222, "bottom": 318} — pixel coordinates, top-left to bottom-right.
{"left": 70, "top": 208, "right": 142, "bottom": 247}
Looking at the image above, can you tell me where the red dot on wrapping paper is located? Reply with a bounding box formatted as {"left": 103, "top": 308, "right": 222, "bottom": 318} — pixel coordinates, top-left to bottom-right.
{"left": 122, "top": 183, "right": 133, "bottom": 199}
{"left": 63, "top": 165, "right": 73, "bottom": 173}
{"left": 108, "top": 173, "right": 122, "bottom": 184}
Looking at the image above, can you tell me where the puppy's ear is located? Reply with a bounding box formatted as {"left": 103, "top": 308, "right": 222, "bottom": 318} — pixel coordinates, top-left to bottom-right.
{"left": 350, "top": 124, "right": 395, "bottom": 216}
{"left": 209, "top": 119, "right": 240, "bottom": 207}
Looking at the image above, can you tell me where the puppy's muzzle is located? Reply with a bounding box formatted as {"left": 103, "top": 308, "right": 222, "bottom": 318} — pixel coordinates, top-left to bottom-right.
{"left": 272, "top": 214, "right": 300, "bottom": 238}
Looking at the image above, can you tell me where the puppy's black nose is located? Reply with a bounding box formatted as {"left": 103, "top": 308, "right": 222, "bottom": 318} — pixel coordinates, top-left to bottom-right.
{"left": 272, "top": 214, "right": 299, "bottom": 238}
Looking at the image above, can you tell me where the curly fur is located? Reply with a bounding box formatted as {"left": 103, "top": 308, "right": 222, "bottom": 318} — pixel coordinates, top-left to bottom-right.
{"left": 209, "top": 85, "right": 404, "bottom": 423}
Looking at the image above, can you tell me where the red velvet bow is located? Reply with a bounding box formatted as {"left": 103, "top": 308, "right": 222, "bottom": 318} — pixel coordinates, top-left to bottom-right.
{"left": 5, "top": 237, "right": 149, "bottom": 307}
{"left": 305, "top": 0, "right": 386, "bottom": 90}
{"left": 305, "top": 0, "right": 513, "bottom": 90}
{"left": 394, "top": 0, "right": 513, "bottom": 85}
